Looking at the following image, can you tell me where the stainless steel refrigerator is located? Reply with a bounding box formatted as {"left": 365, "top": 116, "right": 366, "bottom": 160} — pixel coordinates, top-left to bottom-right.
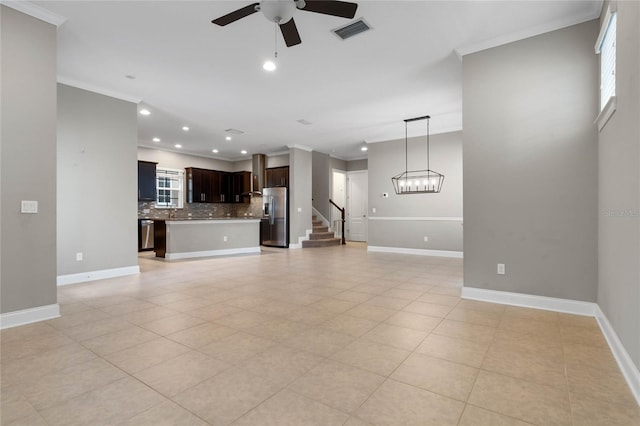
{"left": 261, "top": 187, "right": 288, "bottom": 248}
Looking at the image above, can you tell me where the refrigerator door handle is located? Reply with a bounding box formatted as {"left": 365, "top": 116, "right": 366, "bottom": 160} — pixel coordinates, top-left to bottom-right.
{"left": 270, "top": 197, "right": 275, "bottom": 225}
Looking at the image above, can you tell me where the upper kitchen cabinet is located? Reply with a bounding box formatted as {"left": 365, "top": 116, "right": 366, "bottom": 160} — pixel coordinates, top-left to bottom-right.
{"left": 265, "top": 166, "right": 289, "bottom": 188}
{"left": 138, "top": 161, "right": 157, "bottom": 201}
{"left": 232, "top": 171, "right": 251, "bottom": 203}
{"left": 186, "top": 168, "right": 249, "bottom": 203}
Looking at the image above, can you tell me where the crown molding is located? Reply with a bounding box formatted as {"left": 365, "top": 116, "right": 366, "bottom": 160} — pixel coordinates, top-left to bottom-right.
{"left": 287, "top": 144, "right": 314, "bottom": 152}
{"left": 1, "top": 1, "right": 67, "bottom": 26}
{"left": 58, "top": 77, "right": 142, "bottom": 104}
{"left": 455, "top": 2, "right": 603, "bottom": 57}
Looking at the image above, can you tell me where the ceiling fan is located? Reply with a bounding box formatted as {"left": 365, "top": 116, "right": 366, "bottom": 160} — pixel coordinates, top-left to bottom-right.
{"left": 211, "top": 0, "right": 358, "bottom": 47}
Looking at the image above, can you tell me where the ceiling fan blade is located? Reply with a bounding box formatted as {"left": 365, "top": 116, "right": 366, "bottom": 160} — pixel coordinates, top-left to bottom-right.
{"left": 211, "top": 3, "right": 260, "bottom": 26}
{"left": 279, "top": 18, "right": 302, "bottom": 47}
{"left": 300, "top": 1, "right": 358, "bottom": 19}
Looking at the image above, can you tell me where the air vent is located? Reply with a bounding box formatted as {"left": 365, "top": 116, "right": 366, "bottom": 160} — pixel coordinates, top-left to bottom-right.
{"left": 296, "top": 119, "right": 313, "bottom": 126}
{"left": 225, "top": 128, "right": 244, "bottom": 135}
{"left": 332, "top": 18, "right": 371, "bottom": 40}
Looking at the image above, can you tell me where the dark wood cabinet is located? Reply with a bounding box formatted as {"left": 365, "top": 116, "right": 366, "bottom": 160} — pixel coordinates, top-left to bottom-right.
{"left": 232, "top": 171, "right": 251, "bottom": 203}
{"left": 186, "top": 168, "right": 252, "bottom": 204}
{"left": 265, "top": 166, "right": 289, "bottom": 188}
{"left": 186, "top": 167, "right": 212, "bottom": 203}
{"left": 138, "top": 161, "right": 157, "bottom": 201}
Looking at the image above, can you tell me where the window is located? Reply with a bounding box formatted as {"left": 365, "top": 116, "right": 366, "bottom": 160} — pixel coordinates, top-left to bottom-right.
{"left": 155, "top": 168, "right": 184, "bottom": 208}
{"left": 595, "top": 5, "right": 617, "bottom": 130}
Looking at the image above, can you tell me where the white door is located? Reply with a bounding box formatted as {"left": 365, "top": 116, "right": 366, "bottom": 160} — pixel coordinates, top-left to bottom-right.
{"left": 347, "top": 171, "right": 368, "bottom": 242}
{"left": 331, "top": 170, "right": 347, "bottom": 238}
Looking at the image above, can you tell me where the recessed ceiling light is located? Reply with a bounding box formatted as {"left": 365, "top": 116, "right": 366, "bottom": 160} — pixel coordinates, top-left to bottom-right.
{"left": 263, "top": 60, "right": 276, "bottom": 72}
{"left": 361, "top": 146, "right": 368, "bottom": 152}
{"left": 139, "top": 109, "right": 150, "bottom": 116}
{"left": 174, "top": 144, "right": 182, "bottom": 148}
{"left": 240, "top": 150, "right": 248, "bottom": 155}
{"left": 152, "top": 137, "right": 160, "bottom": 142}
{"left": 212, "top": 149, "right": 219, "bottom": 153}
{"left": 225, "top": 136, "right": 232, "bottom": 141}
{"left": 182, "top": 126, "right": 189, "bottom": 131}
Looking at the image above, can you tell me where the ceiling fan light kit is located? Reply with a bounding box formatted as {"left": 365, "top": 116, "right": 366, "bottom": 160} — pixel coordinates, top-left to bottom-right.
{"left": 391, "top": 115, "right": 445, "bottom": 195}
{"left": 212, "top": 0, "right": 358, "bottom": 48}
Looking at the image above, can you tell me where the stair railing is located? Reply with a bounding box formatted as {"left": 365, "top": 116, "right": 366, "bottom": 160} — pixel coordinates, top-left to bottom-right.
{"left": 329, "top": 199, "right": 346, "bottom": 245}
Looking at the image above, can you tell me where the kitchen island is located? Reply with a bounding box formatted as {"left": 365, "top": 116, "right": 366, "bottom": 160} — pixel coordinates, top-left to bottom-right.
{"left": 153, "top": 218, "right": 260, "bottom": 260}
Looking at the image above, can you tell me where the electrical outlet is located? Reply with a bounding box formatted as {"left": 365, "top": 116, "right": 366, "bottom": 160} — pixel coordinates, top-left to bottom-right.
{"left": 423, "top": 236, "right": 429, "bottom": 242}
{"left": 497, "top": 263, "right": 505, "bottom": 275}
{"left": 372, "top": 207, "right": 376, "bottom": 213}
{"left": 76, "top": 252, "right": 83, "bottom": 261}
{"left": 223, "top": 236, "right": 228, "bottom": 242}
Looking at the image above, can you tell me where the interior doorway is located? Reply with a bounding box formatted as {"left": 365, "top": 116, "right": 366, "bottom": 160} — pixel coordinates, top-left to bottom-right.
{"left": 347, "top": 170, "right": 368, "bottom": 242}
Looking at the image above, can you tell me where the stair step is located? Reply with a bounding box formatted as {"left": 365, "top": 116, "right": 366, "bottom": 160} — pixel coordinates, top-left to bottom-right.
{"left": 310, "top": 231, "right": 335, "bottom": 240}
{"left": 312, "top": 220, "right": 323, "bottom": 226}
{"left": 302, "top": 238, "right": 341, "bottom": 248}
{"left": 312, "top": 226, "right": 328, "bottom": 232}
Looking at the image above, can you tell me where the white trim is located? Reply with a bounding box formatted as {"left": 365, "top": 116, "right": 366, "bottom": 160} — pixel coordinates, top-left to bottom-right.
{"left": 596, "top": 95, "right": 616, "bottom": 132}
{"left": 167, "top": 219, "right": 260, "bottom": 225}
{"left": 595, "top": 305, "right": 640, "bottom": 406}
{"left": 0, "top": 304, "right": 60, "bottom": 330}
{"left": 165, "top": 246, "right": 260, "bottom": 260}
{"left": 287, "top": 144, "right": 313, "bottom": 152}
{"left": 57, "top": 265, "right": 140, "bottom": 286}
{"left": 57, "top": 77, "right": 142, "bottom": 104}
{"left": 367, "top": 246, "right": 463, "bottom": 258}
{"left": 289, "top": 229, "right": 312, "bottom": 249}
{"left": 368, "top": 216, "right": 463, "bottom": 222}
{"left": 595, "top": 3, "right": 617, "bottom": 53}
{"left": 1, "top": 1, "right": 67, "bottom": 26}
{"left": 455, "top": 5, "right": 601, "bottom": 57}
{"left": 461, "top": 286, "right": 640, "bottom": 406}
{"left": 461, "top": 287, "right": 598, "bottom": 316}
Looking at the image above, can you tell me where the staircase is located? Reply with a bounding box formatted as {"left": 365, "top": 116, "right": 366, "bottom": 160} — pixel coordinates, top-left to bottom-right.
{"left": 302, "top": 215, "right": 342, "bottom": 248}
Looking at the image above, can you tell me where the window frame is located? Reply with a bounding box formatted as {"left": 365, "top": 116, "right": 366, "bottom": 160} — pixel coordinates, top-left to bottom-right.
{"left": 595, "top": 4, "right": 617, "bottom": 131}
{"left": 155, "top": 167, "right": 184, "bottom": 209}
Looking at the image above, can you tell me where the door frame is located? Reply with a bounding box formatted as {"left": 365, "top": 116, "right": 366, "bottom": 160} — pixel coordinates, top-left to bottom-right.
{"left": 346, "top": 170, "right": 368, "bottom": 242}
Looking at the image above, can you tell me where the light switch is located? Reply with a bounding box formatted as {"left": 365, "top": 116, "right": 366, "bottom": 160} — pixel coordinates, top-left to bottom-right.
{"left": 21, "top": 200, "right": 38, "bottom": 213}
{"left": 297, "top": 207, "right": 302, "bottom": 213}
{"left": 372, "top": 207, "right": 376, "bottom": 213}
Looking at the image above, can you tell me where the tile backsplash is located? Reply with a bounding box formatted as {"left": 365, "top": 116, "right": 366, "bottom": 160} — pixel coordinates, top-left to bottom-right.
{"left": 138, "top": 197, "right": 263, "bottom": 220}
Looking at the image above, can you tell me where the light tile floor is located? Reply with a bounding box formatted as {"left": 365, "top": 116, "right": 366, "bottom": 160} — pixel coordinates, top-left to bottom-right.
{"left": 2, "top": 244, "right": 639, "bottom": 425}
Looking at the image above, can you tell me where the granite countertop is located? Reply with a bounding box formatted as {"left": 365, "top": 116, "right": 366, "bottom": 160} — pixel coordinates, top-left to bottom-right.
{"left": 146, "top": 216, "right": 259, "bottom": 221}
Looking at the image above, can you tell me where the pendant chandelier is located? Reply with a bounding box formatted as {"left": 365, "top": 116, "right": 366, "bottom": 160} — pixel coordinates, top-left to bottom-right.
{"left": 391, "top": 115, "right": 444, "bottom": 195}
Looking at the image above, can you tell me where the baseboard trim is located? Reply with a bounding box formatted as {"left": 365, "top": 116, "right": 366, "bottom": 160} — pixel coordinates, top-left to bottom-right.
{"left": 595, "top": 305, "right": 640, "bottom": 406}
{"left": 0, "top": 304, "right": 60, "bottom": 330}
{"left": 461, "top": 286, "right": 640, "bottom": 406}
{"left": 289, "top": 229, "right": 312, "bottom": 249}
{"left": 165, "top": 247, "right": 260, "bottom": 260}
{"left": 461, "top": 287, "right": 598, "bottom": 316}
{"left": 367, "top": 246, "right": 463, "bottom": 258}
{"left": 57, "top": 265, "right": 140, "bottom": 286}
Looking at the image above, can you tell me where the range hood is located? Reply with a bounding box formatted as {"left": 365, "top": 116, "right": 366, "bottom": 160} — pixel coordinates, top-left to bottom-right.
{"left": 244, "top": 154, "right": 265, "bottom": 196}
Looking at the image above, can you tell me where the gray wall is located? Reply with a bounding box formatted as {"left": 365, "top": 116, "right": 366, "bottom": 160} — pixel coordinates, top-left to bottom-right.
{"left": 58, "top": 85, "right": 138, "bottom": 276}
{"left": 463, "top": 21, "right": 599, "bottom": 301}
{"left": 597, "top": 1, "right": 640, "bottom": 369}
{"left": 289, "top": 147, "right": 313, "bottom": 245}
{"left": 138, "top": 147, "right": 237, "bottom": 172}
{"left": 331, "top": 157, "right": 347, "bottom": 171}
{"left": 267, "top": 154, "right": 289, "bottom": 168}
{"left": 368, "top": 131, "right": 463, "bottom": 252}
{"left": 347, "top": 159, "right": 368, "bottom": 172}
{"left": 0, "top": 7, "right": 58, "bottom": 313}
{"left": 312, "top": 151, "right": 331, "bottom": 220}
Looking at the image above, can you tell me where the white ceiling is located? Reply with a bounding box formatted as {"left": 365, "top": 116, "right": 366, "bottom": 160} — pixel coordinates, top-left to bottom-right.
{"left": 27, "top": 0, "right": 601, "bottom": 161}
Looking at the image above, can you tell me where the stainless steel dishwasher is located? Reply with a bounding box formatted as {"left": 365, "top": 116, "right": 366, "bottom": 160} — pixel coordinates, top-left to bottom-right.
{"left": 140, "top": 220, "right": 154, "bottom": 251}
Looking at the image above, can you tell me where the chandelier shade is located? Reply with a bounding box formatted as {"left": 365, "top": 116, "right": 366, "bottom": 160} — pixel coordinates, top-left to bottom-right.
{"left": 391, "top": 115, "right": 444, "bottom": 195}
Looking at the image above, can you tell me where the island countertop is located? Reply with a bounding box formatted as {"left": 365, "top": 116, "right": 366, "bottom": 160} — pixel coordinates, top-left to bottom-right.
{"left": 154, "top": 218, "right": 260, "bottom": 260}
